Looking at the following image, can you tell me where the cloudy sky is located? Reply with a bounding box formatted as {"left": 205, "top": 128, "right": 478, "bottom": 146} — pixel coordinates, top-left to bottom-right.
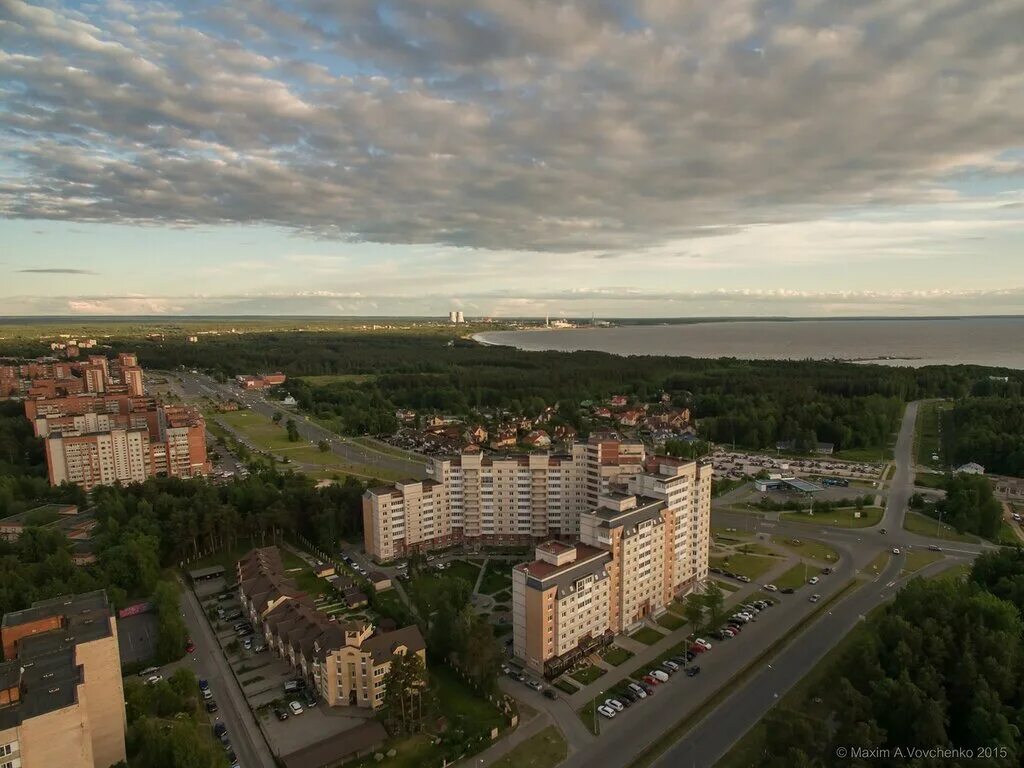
{"left": 2, "top": 0, "right": 1023, "bottom": 317}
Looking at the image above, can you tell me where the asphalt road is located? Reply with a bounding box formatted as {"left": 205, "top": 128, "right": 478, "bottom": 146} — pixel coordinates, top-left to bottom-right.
{"left": 175, "top": 370, "right": 426, "bottom": 480}
{"left": 179, "top": 579, "right": 276, "bottom": 768}
{"left": 562, "top": 401, "right": 993, "bottom": 768}
{"left": 653, "top": 555, "right": 961, "bottom": 768}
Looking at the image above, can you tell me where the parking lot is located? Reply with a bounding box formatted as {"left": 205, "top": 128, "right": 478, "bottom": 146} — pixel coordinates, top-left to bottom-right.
{"left": 194, "top": 577, "right": 367, "bottom": 760}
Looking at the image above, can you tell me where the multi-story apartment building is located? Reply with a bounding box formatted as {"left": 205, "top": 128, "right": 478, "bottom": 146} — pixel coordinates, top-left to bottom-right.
{"left": 237, "top": 548, "right": 425, "bottom": 710}
{"left": 363, "top": 436, "right": 645, "bottom": 562}
{"left": 513, "top": 456, "right": 712, "bottom": 676}
{"left": 15, "top": 355, "right": 209, "bottom": 491}
{"left": 0, "top": 591, "right": 127, "bottom": 768}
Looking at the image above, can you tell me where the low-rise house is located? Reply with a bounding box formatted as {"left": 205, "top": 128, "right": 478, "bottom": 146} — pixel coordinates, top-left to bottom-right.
{"left": 523, "top": 430, "right": 551, "bottom": 448}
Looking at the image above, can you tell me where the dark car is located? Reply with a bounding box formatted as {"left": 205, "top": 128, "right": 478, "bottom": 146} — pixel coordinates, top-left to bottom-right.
{"left": 685, "top": 650, "right": 697, "bottom": 662}
{"left": 213, "top": 723, "right": 227, "bottom": 738}
{"left": 303, "top": 690, "right": 318, "bottom": 707}
{"left": 686, "top": 666, "right": 701, "bottom": 677}
{"left": 543, "top": 689, "right": 557, "bottom": 700}
{"left": 639, "top": 681, "right": 655, "bottom": 695}
{"left": 273, "top": 707, "right": 289, "bottom": 721}
{"left": 780, "top": 587, "right": 795, "bottom": 594}
{"left": 822, "top": 567, "right": 833, "bottom": 575}
{"left": 205, "top": 701, "right": 218, "bottom": 713}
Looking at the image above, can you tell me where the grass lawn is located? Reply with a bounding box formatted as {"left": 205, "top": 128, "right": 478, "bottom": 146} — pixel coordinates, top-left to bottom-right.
{"left": 711, "top": 579, "right": 739, "bottom": 593}
{"left": 930, "top": 562, "right": 971, "bottom": 583}
{"left": 862, "top": 551, "right": 891, "bottom": 576}
{"left": 600, "top": 645, "right": 634, "bottom": 667}
{"left": 431, "top": 664, "right": 505, "bottom": 734}
{"left": 731, "top": 542, "right": 781, "bottom": 558}
{"left": 219, "top": 410, "right": 295, "bottom": 450}
{"left": 709, "top": 553, "right": 778, "bottom": 580}
{"left": 903, "top": 511, "right": 979, "bottom": 543}
{"left": 444, "top": 559, "right": 482, "bottom": 585}
{"left": 780, "top": 506, "right": 883, "bottom": 528}
{"left": 346, "top": 733, "right": 438, "bottom": 768}
{"left": 914, "top": 472, "right": 948, "bottom": 490}
{"left": 492, "top": 725, "right": 567, "bottom": 768}
{"left": 553, "top": 678, "right": 579, "bottom": 695}
{"left": 901, "top": 550, "right": 944, "bottom": 575}
{"left": 775, "top": 537, "right": 839, "bottom": 563}
{"left": 915, "top": 400, "right": 952, "bottom": 470}
{"left": 629, "top": 626, "right": 666, "bottom": 646}
{"left": 834, "top": 446, "right": 890, "bottom": 462}
{"left": 570, "top": 664, "right": 606, "bottom": 686}
{"left": 656, "top": 612, "right": 686, "bottom": 631}
{"left": 479, "top": 562, "right": 514, "bottom": 595}
{"left": 774, "top": 563, "right": 817, "bottom": 591}
{"left": 997, "top": 521, "right": 1020, "bottom": 546}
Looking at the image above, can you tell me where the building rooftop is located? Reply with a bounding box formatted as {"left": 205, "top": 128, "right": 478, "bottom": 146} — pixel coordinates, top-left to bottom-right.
{"left": 536, "top": 540, "right": 575, "bottom": 555}
{"left": 516, "top": 543, "right": 610, "bottom": 582}
{"left": 589, "top": 496, "right": 666, "bottom": 529}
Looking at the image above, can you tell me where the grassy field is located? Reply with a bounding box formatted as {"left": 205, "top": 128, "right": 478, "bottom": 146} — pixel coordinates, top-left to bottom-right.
{"left": 443, "top": 559, "right": 481, "bottom": 586}
{"left": 915, "top": 400, "right": 952, "bottom": 469}
{"left": 733, "top": 542, "right": 782, "bottom": 558}
{"left": 901, "top": 550, "right": 944, "bottom": 575}
{"left": 570, "top": 664, "right": 606, "bottom": 685}
{"left": 834, "top": 446, "right": 890, "bottom": 462}
{"left": 711, "top": 578, "right": 739, "bottom": 593}
{"left": 656, "top": 612, "right": 686, "bottom": 631}
{"left": 930, "top": 562, "right": 971, "bottom": 583}
{"left": 553, "top": 678, "right": 579, "bottom": 694}
{"left": 914, "top": 472, "right": 948, "bottom": 490}
{"left": 775, "top": 538, "right": 839, "bottom": 563}
{"left": 219, "top": 410, "right": 295, "bottom": 449}
{"left": 710, "top": 553, "right": 779, "bottom": 580}
{"left": 862, "top": 550, "right": 891, "bottom": 576}
{"left": 903, "top": 511, "right": 979, "bottom": 543}
{"left": 629, "top": 627, "right": 666, "bottom": 646}
{"left": 780, "top": 506, "right": 883, "bottom": 528}
{"left": 479, "top": 562, "right": 514, "bottom": 595}
{"left": 492, "top": 726, "right": 567, "bottom": 768}
{"left": 600, "top": 645, "right": 634, "bottom": 667}
{"left": 773, "top": 563, "right": 817, "bottom": 591}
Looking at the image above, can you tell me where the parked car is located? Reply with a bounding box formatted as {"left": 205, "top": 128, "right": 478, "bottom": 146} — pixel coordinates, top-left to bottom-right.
{"left": 138, "top": 666, "right": 159, "bottom": 678}
{"left": 736, "top": 575, "right": 751, "bottom": 583}
{"left": 642, "top": 675, "right": 659, "bottom": 687}
{"left": 303, "top": 690, "right": 318, "bottom": 707}
{"left": 145, "top": 674, "right": 162, "bottom": 686}
{"left": 694, "top": 638, "right": 712, "bottom": 650}
{"left": 288, "top": 701, "right": 304, "bottom": 716}
{"left": 198, "top": 678, "right": 210, "bottom": 691}
{"left": 273, "top": 707, "right": 289, "bottom": 721}
{"left": 928, "top": 545, "right": 942, "bottom": 552}
{"left": 526, "top": 679, "right": 543, "bottom": 692}
{"left": 663, "top": 659, "right": 680, "bottom": 671}
{"left": 213, "top": 723, "right": 227, "bottom": 738}
{"left": 628, "top": 682, "right": 647, "bottom": 698}
{"left": 809, "top": 594, "right": 821, "bottom": 603}
{"left": 638, "top": 681, "right": 655, "bottom": 695}
{"left": 597, "top": 705, "right": 616, "bottom": 719}
{"left": 185, "top": 639, "right": 195, "bottom": 653}
{"left": 892, "top": 547, "right": 901, "bottom": 555}
{"left": 543, "top": 689, "right": 557, "bottom": 700}
{"left": 203, "top": 689, "right": 213, "bottom": 700}
{"left": 808, "top": 576, "right": 820, "bottom": 585}
{"left": 205, "top": 701, "right": 218, "bottom": 713}
{"left": 243, "top": 638, "right": 252, "bottom": 650}
{"left": 685, "top": 666, "right": 701, "bottom": 677}
{"left": 605, "top": 698, "right": 624, "bottom": 712}
{"left": 822, "top": 567, "right": 833, "bottom": 575}
{"left": 780, "top": 587, "right": 795, "bottom": 594}
{"left": 649, "top": 669, "right": 669, "bottom": 683}
{"left": 763, "top": 584, "right": 778, "bottom": 592}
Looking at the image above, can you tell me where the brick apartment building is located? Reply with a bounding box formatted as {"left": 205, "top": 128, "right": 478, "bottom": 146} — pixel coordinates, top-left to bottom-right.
{"left": 0, "top": 591, "right": 127, "bottom": 768}
{"left": 12, "top": 354, "right": 210, "bottom": 491}
{"left": 362, "top": 436, "right": 645, "bottom": 562}
{"left": 512, "top": 456, "right": 712, "bottom": 676}
{"left": 237, "top": 548, "right": 425, "bottom": 710}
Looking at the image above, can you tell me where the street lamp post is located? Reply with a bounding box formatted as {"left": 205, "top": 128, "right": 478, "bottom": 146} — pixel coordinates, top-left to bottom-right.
{"left": 593, "top": 689, "right": 603, "bottom": 735}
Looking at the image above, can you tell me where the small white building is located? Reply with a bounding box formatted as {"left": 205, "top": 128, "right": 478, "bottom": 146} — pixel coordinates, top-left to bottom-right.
{"left": 955, "top": 462, "right": 985, "bottom": 475}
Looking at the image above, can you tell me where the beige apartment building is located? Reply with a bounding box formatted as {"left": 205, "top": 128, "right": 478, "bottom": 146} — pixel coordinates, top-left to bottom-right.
{"left": 513, "top": 456, "right": 712, "bottom": 675}
{"left": 237, "top": 548, "right": 425, "bottom": 711}
{"left": 45, "top": 427, "right": 152, "bottom": 490}
{"left": 0, "top": 591, "right": 127, "bottom": 768}
{"left": 363, "top": 436, "right": 644, "bottom": 562}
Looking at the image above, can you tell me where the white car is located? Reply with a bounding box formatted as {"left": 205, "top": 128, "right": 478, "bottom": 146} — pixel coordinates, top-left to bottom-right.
{"left": 145, "top": 674, "right": 162, "bottom": 686}
{"left": 808, "top": 576, "right": 820, "bottom": 585}
{"left": 289, "top": 701, "right": 304, "bottom": 715}
{"left": 892, "top": 547, "right": 901, "bottom": 555}
{"left": 809, "top": 594, "right": 821, "bottom": 603}
{"left": 650, "top": 669, "right": 669, "bottom": 683}
{"left": 605, "top": 698, "right": 624, "bottom": 712}
{"left": 695, "top": 638, "right": 712, "bottom": 650}
{"left": 597, "top": 705, "right": 616, "bottom": 719}
{"left": 628, "top": 683, "right": 647, "bottom": 698}
{"left": 763, "top": 584, "right": 778, "bottom": 592}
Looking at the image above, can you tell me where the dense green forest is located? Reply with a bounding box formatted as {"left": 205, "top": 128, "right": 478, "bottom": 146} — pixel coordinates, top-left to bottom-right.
{"left": 757, "top": 549, "right": 1024, "bottom": 767}
{"left": 947, "top": 380, "right": 1024, "bottom": 475}
{"left": 16, "top": 330, "right": 1004, "bottom": 455}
